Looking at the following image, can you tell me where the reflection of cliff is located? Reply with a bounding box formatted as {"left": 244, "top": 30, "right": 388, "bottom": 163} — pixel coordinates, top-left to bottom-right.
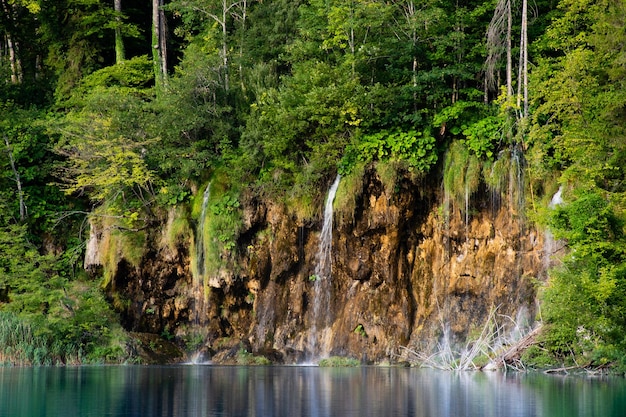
{"left": 86, "top": 166, "right": 546, "bottom": 363}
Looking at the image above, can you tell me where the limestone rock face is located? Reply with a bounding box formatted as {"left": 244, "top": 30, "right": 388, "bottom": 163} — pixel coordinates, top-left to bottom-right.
{"left": 88, "top": 167, "right": 546, "bottom": 363}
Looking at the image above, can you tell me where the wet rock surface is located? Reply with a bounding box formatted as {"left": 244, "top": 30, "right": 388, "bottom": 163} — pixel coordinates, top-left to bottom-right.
{"left": 87, "top": 167, "right": 545, "bottom": 363}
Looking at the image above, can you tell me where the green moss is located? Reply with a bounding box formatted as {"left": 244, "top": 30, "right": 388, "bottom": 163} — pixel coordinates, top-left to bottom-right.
{"left": 334, "top": 161, "right": 366, "bottom": 224}
{"left": 318, "top": 356, "right": 361, "bottom": 367}
{"left": 286, "top": 190, "right": 317, "bottom": 222}
{"left": 442, "top": 141, "right": 485, "bottom": 219}
{"left": 236, "top": 348, "right": 271, "bottom": 365}
{"left": 163, "top": 206, "right": 192, "bottom": 250}
{"left": 375, "top": 159, "right": 403, "bottom": 195}
{"left": 190, "top": 171, "right": 244, "bottom": 280}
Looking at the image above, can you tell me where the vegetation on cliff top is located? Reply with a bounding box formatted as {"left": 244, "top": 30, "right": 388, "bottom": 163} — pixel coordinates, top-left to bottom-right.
{"left": 0, "top": 0, "right": 625, "bottom": 367}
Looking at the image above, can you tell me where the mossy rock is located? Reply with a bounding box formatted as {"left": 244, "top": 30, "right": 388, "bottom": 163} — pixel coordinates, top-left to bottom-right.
{"left": 129, "top": 332, "right": 186, "bottom": 364}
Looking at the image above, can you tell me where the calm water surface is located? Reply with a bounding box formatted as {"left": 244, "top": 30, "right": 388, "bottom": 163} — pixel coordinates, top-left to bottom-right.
{"left": 1, "top": 365, "right": 625, "bottom": 417}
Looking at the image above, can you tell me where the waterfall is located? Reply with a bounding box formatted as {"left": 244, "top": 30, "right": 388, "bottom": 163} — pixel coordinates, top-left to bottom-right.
{"left": 510, "top": 145, "right": 525, "bottom": 211}
{"left": 544, "top": 185, "right": 564, "bottom": 271}
{"left": 549, "top": 185, "right": 563, "bottom": 208}
{"left": 309, "top": 174, "right": 341, "bottom": 358}
{"left": 315, "top": 175, "right": 341, "bottom": 281}
{"left": 188, "top": 183, "right": 211, "bottom": 363}
{"left": 196, "top": 183, "right": 212, "bottom": 279}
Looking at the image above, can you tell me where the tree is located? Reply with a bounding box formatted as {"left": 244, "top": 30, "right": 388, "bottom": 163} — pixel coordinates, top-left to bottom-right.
{"left": 52, "top": 57, "right": 158, "bottom": 215}
{"left": 390, "top": 0, "right": 445, "bottom": 106}
{"left": 527, "top": 0, "right": 626, "bottom": 368}
{"left": 486, "top": 0, "right": 514, "bottom": 98}
{"left": 171, "top": 0, "right": 250, "bottom": 92}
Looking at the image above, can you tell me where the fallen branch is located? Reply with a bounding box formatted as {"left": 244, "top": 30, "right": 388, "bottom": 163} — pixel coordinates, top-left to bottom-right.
{"left": 483, "top": 324, "right": 543, "bottom": 370}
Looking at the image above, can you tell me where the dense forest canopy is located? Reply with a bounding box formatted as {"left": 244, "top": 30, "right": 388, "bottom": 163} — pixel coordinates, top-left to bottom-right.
{"left": 1, "top": 0, "right": 625, "bottom": 367}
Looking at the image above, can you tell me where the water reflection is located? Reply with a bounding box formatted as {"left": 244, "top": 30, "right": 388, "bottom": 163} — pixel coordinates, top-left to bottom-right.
{"left": 1, "top": 365, "right": 625, "bottom": 417}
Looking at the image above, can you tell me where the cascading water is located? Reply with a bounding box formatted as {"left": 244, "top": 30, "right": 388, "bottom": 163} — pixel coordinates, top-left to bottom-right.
{"left": 196, "top": 183, "right": 212, "bottom": 279}
{"left": 549, "top": 185, "right": 563, "bottom": 208}
{"left": 544, "top": 185, "right": 564, "bottom": 271}
{"left": 309, "top": 174, "right": 341, "bottom": 358}
{"left": 189, "top": 183, "right": 211, "bottom": 363}
{"left": 510, "top": 145, "right": 525, "bottom": 211}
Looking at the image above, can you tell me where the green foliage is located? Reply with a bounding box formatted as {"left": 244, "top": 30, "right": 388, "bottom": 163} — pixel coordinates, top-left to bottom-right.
{"left": 236, "top": 347, "right": 271, "bottom": 365}
{"left": 0, "top": 104, "right": 68, "bottom": 236}
{"left": 163, "top": 206, "right": 193, "bottom": 250}
{"left": 62, "top": 56, "right": 154, "bottom": 108}
{"left": 538, "top": 190, "right": 626, "bottom": 366}
{"left": 210, "top": 193, "right": 242, "bottom": 252}
{"left": 190, "top": 173, "right": 243, "bottom": 279}
{"left": 51, "top": 59, "right": 158, "bottom": 221}
{"left": 340, "top": 129, "right": 437, "bottom": 176}
{"left": 461, "top": 116, "right": 502, "bottom": 159}
{"left": 0, "top": 198, "right": 128, "bottom": 364}
{"left": 353, "top": 324, "right": 367, "bottom": 337}
{"left": 524, "top": 0, "right": 626, "bottom": 369}
{"left": 443, "top": 141, "right": 482, "bottom": 210}
{"left": 318, "top": 356, "right": 361, "bottom": 367}
{"left": 434, "top": 98, "right": 512, "bottom": 160}
{"left": 334, "top": 161, "right": 366, "bottom": 223}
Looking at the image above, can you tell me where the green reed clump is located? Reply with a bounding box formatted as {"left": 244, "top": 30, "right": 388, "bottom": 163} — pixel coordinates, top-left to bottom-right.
{"left": 318, "top": 356, "right": 361, "bottom": 367}
{"left": 0, "top": 312, "right": 55, "bottom": 365}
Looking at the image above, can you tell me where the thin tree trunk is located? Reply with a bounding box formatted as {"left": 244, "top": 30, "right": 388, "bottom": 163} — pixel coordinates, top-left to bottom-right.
{"left": 7, "top": 35, "right": 21, "bottom": 83}
{"left": 114, "top": 0, "right": 125, "bottom": 64}
{"left": 189, "top": 0, "right": 244, "bottom": 92}
{"left": 506, "top": 0, "right": 512, "bottom": 99}
{"left": 222, "top": 0, "right": 229, "bottom": 91}
{"left": 152, "top": 0, "right": 167, "bottom": 90}
{"left": 237, "top": 0, "right": 247, "bottom": 93}
{"left": 159, "top": 1, "right": 167, "bottom": 78}
{"left": 1, "top": 0, "right": 21, "bottom": 83}
{"left": 485, "top": 0, "right": 514, "bottom": 97}
{"left": 522, "top": 0, "right": 528, "bottom": 118}
{"left": 3, "top": 134, "right": 26, "bottom": 221}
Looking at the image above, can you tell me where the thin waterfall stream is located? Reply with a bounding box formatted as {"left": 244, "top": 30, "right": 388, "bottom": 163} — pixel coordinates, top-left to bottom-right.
{"left": 189, "top": 183, "right": 211, "bottom": 363}
{"left": 309, "top": 174, "right": 341, "bottom": 358}
{"left": 196, "top": 183, "right": 212, "bottom": 279}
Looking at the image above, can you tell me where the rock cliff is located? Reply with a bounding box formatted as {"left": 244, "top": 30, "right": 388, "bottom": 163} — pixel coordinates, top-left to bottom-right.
{"left": 86, "top": 166, "right": 546, "bottom": 364}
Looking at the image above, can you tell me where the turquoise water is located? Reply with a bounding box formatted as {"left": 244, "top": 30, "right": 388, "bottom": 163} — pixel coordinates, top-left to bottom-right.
{"left": 1, "top": 365, "right": 625, "bottom": 416}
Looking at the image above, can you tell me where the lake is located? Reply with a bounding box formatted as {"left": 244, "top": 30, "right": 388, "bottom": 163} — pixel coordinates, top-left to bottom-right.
{"left": 1, "top": 365, "right": 625, "bottom": 417}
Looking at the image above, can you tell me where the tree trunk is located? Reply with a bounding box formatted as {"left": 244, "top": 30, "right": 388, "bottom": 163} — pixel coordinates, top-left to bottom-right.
{"left": 237, "top": 0, "right": 247, "bottom": 93}
{"left": 485, "top": 0, "right": 514, "bottom": 97}
{"left": 522, "top": 0, "right": 528, "bottom": 118}
{"left": 114, "top": 0, "right": 125, "bottom": 64}
{"left": 1, "top": 0, "right": 23, "bottom": 84}
{"left": 3, "top": 134, "right": 26, "bottom": 221}
{"left": 222, "top": 0, "right": 229, "bottom": 91}
{"left": 506, "top": 0, "right": 512, "bottom": 99}
{"left": 7, "top": 35, "right": 22, "bottom": 84}
{"left": 152, "top": 0, "right": 167, "bottom": 90}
